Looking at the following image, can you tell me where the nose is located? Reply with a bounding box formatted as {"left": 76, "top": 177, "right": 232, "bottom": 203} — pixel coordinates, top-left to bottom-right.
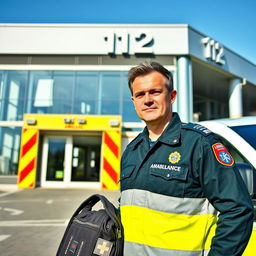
{"left": 144, "top": 92, "right": 153, "bottom": 105}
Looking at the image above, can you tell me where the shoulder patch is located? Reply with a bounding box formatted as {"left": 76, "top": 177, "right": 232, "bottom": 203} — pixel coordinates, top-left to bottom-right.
{"left": 181, "top": 122, "right": 213, "bottom": 136}
{"left": 212, "top": 143, "right": 234, "bottom": 166}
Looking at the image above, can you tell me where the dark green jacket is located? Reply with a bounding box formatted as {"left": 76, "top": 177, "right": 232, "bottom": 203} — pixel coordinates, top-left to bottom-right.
{"left": 120, "top": 113, "right": 253, "bottom": 256}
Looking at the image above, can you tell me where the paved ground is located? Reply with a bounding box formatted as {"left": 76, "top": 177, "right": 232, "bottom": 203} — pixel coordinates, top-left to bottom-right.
{"left": 0, "top": 184, "right": 120, "bottom": 256}
{"left": 0, "top": 175, "right": 17, "bottom": 185}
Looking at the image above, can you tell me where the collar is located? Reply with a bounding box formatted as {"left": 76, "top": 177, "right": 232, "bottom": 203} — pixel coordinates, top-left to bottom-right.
{"left": 157, "top": 112, "right": 181, "bottom": 145}
{"left": 129, "top": 112, "right": 181, "bottom": 150}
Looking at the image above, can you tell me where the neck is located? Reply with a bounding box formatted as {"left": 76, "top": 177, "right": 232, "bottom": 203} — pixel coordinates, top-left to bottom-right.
{"left": 147, "top": 114, "right": 172, "bottom": 141}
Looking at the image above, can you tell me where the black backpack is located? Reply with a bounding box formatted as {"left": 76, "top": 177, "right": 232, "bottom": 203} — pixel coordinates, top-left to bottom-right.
{"left": 56, "top": 194, "right": 123, "bottom": 256}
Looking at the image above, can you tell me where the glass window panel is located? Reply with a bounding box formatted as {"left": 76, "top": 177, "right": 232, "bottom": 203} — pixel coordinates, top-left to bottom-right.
{"left": 0, "top": 72, "right": 3, "bottom": 118}
{"left": 7, "top": 80, "right": 19, "bottom": 120}
{"left": 34, "top": 79, "right": 53, "bottom": 107}
{"left": 13, "top": 134, "right": 20, "bottom": 164}
{"left": 100, "top": 72, "right": 121, "bottom": 115}
{"left": 231, "top": 125, "right": 256, "bottom": 150}
{"left": 9, "top": 80, "right": 19, "bottom": 105}
{"left": 46, "top": 138, "right": 66, "bottom": 181}
{"left": 3, "top": 133, "right": 13, "bottom": 157}
{"left": 3, "top": 71, "right": 27, "bottom": 121}
{"left": 221, "top": 137, "right": 248, "bottom": 164}
{"left": 0, "top": 71, "right": 3, "bottom": 99}
{"left": 0, "top": 69, "right": 146, "bottom": 122}
{"left": 74, "top": 71, "right": 98, "bottom": 114}
{"left": 0, "top": 127, "right": 21, "bottom": 175}
{"left": 52, "top": 71, "right": 74, "bottom": 114}
{"left": 26, "top": 71, "right": 53, "bottom": 114}
{"left": 121, "top": 72, "right": 140, "bottom": 122}
{"left": 7, "top": 104, "right": 17, "bottom": 121}
{"left": 72, "top": 136, "right": 101, "bottom": 182}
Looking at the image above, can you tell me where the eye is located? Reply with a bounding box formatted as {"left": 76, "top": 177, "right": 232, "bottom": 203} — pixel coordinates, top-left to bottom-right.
{"left": 150, "top": 89, "right": 161, "bottom": 95}
{"left": 134, "top": 92, "right": 145, "bottom": 98}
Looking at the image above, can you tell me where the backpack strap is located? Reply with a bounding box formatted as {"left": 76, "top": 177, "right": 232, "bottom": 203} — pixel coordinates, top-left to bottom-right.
{"left": 72, "top": 194, "right": 122, "bottom": 231}
{"left": 57, "top": 194, "right": 123, "bottom": 256}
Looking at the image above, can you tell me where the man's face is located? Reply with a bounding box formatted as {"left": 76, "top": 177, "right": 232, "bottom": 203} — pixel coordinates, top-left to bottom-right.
{"left": 131, "top": 71, "right": 177, "bottom": 125}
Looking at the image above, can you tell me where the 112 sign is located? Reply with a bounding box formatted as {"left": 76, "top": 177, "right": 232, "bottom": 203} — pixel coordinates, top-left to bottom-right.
{"left": 201, "top": 37, "right": 225, "bottom": 65}
{"left": 104, "top": 30, "right": 154, "bottom": 55}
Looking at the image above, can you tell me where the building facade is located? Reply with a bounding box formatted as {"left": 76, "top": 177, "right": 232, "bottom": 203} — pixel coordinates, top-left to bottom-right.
{"left": 0, "top": 24, "right": 256, "bottom": 189}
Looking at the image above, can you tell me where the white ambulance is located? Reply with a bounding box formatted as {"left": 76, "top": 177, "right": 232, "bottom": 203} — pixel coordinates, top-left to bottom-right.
{"left": 200, "top": 116, "right": 256, "bottom": 255}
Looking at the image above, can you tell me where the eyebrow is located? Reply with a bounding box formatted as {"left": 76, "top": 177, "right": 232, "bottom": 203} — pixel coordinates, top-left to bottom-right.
{"left": 134, "top": 88, "right": 163, "bottom": 97}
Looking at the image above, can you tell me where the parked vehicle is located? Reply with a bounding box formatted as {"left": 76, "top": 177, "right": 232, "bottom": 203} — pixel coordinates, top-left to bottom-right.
{"left": 200, "top": 116, "right": 256, "bottom": 255}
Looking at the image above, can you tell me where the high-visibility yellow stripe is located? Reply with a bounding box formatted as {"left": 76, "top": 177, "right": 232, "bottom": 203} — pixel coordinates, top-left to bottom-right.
{"left": 103, "top": 144, "right": 119, "bottom": 169}
{"left": 22, "top": 129, "right": 37, "bottom": 145}
{"left": 23, "top": 114, "right": 121, "bottom": 131}
{"left": 19, "top": 143, "right": 37, "bottom": 171}
{"left": 104, "top": 131, "right": 120, "bottom": 158}
{"left": 242, "top": 225, "right": 256, "bottom": 256}
{"left": 102, "top": 169, "right": 119, "bottom": 190}
{"left": 18, "top": 129, "right": 39, "bottom": 189}
{"left": 102, "top": 130, "right": 121, "bottom": 190}
{"left": 121, "top": 204, "right": 217, "bottom": 251}
{"left": 19, "top": 169, "right": 36, "bottom": 188}
{"left": 107, "top": 130, "right": 121, "bottom": 146}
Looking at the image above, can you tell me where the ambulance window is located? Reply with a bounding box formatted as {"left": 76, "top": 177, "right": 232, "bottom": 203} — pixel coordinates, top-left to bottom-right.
{"left": 221, "top": 138, "right": 248, "bottom": 164}
{"left": 230, "top": 125, "right": 256, "bottom": 150}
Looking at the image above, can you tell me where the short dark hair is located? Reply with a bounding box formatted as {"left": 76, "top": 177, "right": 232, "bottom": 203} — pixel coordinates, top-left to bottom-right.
{"left": 128, "top": 61, "right": 173, "bottom": 94}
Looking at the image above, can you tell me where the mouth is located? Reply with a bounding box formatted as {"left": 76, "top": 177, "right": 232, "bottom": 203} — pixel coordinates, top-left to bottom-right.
{"left": 143, "top": 107, "right": 157, "bottom": 112}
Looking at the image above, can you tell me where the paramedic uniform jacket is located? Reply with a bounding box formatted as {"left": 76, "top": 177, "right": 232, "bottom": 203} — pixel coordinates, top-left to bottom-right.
{"left": 120, "top": 113, "right": 253, "bottom": 256}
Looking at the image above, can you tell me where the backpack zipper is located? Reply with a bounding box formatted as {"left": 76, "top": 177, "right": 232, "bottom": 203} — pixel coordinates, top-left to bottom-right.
{"left": 73, "top": 218, "right": 100, "bottom": 229}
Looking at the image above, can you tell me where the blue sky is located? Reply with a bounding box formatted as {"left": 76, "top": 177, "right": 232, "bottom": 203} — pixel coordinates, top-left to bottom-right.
{"left": 0, "top": 0, "right": 256, "bottom": 64}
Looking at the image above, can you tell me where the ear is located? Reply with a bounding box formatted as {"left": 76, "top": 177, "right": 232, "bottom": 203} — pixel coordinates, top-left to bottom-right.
{"left": 170, "top": 90, "right": 177, "bottom": 104}
{"left": 131, "top": 96, "right": 136, "bottom": 109}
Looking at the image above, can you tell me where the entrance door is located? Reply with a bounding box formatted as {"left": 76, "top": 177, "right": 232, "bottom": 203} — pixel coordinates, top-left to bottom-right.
{"left": 41, "top": 136, "right": 72, "bottom": 187}
{"left": 41, "top": 135, "right": 101, "bottom": 188}
{"left": 71, "top": 136, "right": 101, "bottom": 186}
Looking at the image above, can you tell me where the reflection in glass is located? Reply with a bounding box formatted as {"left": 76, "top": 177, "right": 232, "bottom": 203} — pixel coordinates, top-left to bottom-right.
{"left": 34, "top": 79, "right": 53, "bottom": 107}
{"left": 46, "top": 138, "right": 66, "bottom": 181}
{"left": 74, "top": 72, "right": 98, "bottom": 114}
{"left": 0, "top": 70, "right": 140, "bottom": 121}
{"left": 1, "top": 71, "right": 27, "bottom": 121}
{"left": 0, "top": 127, "right": 21, "bottom": 175}
{"left": 101, "top": 73, "right": 121, "bottom": 115}
{"left": 122, "top": 72, "right": 140, "bottom": 122}
{"left": 231, "top": 125, "right": 256, "bottom": 150}
{"left": 27, "top": 71, "right": 53, "bottom": 114}
{"left": 52, "top": 71, "right": 74, "bottom": 114}
{"left": 71, "top": 136, "right": 101, "bottom": 182}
